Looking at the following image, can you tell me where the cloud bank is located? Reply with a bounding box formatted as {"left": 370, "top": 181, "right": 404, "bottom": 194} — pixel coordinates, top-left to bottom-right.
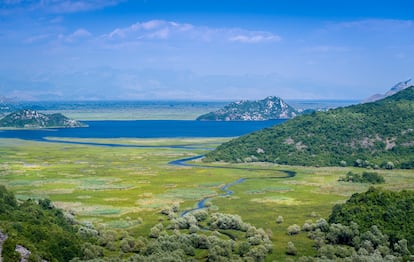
{"left": 103, "top": 20, "right": 281, "bottom": 45}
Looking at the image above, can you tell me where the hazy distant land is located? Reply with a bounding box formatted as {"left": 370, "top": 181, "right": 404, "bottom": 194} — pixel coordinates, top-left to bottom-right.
{"left": 0, "top": 99, "right": 358, "bottom": 120}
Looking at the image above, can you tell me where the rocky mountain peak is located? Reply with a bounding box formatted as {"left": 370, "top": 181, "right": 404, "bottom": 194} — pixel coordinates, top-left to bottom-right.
{"left": 363, "top": 79, "right": 412, "bottom": 103}
{"left": 0, "top": 109, "right": 86, "bottom": 128}
{"left": 197, "top": 96, "right": 298, "bottom": 121}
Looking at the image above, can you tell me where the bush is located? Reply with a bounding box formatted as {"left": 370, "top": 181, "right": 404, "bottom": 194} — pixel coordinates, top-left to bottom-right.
{"left": 276, "top": 215, "right": 284, "bottom": 224}
{"left": 149, "top": 225, "right": 162, "bottom": 238}
{"left": 286, "top": 241, "right": 297, "bottom": 256}
{"left": 287, "top": 224, "right": 301, "bottom": 235}
{"left": 302, "top": 222, "right": 313, "bottom": 232}
{"left": 339, "top": 171, "right": 384, "bottom": 184}
{"left": 210, "top": 213, "right": 246, "bottom": 231}
{"left": 82, "top": 243, "right": 104, "bottom": 259}
{"left": 314, "top": 218, "right": 329, "bottom": 232}
{"left": 192, "top": 209, "right": 208, "bottom": 221}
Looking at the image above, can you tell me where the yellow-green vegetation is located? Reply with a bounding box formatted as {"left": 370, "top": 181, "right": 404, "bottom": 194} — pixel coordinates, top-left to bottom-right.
{"left": 49, "top": 104, "right": 223, "bottom": 121}
{"left": 0, "top": 137, "right": 414, "bottom": 260}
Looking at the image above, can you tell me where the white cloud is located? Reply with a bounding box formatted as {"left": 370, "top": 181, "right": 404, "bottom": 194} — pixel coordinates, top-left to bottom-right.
{"left": 147, "top": 28, "right": 170, "bottom": 39}
{"left": 141, "top": 20, "right": 165, "bottom": 30}
{"left": 58, "top": 28, "right": 92, "bottom": 43}
{"left": 25, "top": 34, "right": 50, "bottom": 43}
{"left": 304, "top": 45, "right": 349, "bottom": 53}
{"left": 105, "top": 20, "right": 194, "bottom": 41}
{"left": 50, "top": 16, "right": 64, "bottom": 24}
{"left": 327, "top": 19, "right": 414, "bottom": 32}
{"left": 71, "top": 28, "right": 92, "bottom": 38}
{"left": 229, "top": 33, "right": 281, "bottom": 43}
{"left": 1, "top": 0, "right": 124, "bottom": 14}
{"left": 103, "top": 19, "right": 281, "bottom": 45}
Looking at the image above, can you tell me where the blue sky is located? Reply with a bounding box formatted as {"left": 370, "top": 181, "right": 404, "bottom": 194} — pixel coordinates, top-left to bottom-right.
{"left": 0, "top": 0, "right": 413, "bottom": 101}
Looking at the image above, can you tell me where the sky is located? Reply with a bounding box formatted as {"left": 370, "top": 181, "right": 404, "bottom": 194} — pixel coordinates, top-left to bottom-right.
{"left": 0, "top": 0, "right": 413, "bottom": 101}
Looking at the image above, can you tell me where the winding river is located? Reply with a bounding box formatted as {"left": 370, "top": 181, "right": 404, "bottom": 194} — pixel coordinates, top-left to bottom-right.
{"left": 1, "top": 131, "right": 296, "bottom": 217}
{"left": 169, "top": 155, "right": 296, "bottom": 216}
{"left": 39, "top": 138, "right": 297, "bottom": 216}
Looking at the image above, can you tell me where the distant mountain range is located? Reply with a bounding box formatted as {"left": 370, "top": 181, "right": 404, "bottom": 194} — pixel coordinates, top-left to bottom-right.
{"left": 204, "top": 86, "right": 414, "bottom": 169}
{"left": 197, "top": 96, "right": 298, "bottom": 121}
{"left": 0, "top": 96, "right": 17, "bottom": 112}
{"left": 363, "top": 79, "right": 412, "bottom": 103}
{"left": 0, "top": 110, "right": 86, "bottom": 128}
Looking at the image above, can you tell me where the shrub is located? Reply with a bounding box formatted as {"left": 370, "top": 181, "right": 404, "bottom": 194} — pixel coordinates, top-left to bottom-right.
{"left": 302, "top": 222, "right": 313, "bottom": 232}
{"left": 340, "top": 171, "right": 384, "bottom": 184}
{"left": 82, "top": 243, "right": 104, "bottom": 259}
{"left": 210, "top": 213, "right": 245, "bottom": 231}
{"left": 276, "top": 215, "right": 284, "bottom": 224}
{"left": 314, "top": 218, "right": 329, "bottom": 232}
{"left": 287, "top": 224, "right": 301, "bottom": 235}
{"left": 286, "top": 241, "right": 297, "bottom": 256}
{"left": 192, "top": 209, "right": 208, "bottom": 221}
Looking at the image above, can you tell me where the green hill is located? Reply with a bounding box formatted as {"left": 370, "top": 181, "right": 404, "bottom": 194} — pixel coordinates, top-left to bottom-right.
{"left": 0, "top": 185, "right": 83, "bottom": 261}
{"left": 329, "top": 187, "right": 414, "bottom": 250}
{"left": 197, "top": 96, "right": 298, "bottom": 121}
{"left": 204, "top": 86, "right": 414, "bottom": 168}
{"left": 0, "top": 109, "right": 86, "bottom": 128}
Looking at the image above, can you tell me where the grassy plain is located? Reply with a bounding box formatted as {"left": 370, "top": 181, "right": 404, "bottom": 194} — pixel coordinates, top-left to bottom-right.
{"left": 0, "top": 137, "right": 413, "bottom": 260}
{"left": 41, "top": 103, "right": 224, "bottom": 121}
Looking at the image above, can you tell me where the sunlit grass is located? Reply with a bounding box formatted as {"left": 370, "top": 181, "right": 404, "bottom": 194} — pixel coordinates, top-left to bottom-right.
{"left": 0, "top": 137, "right": 413, "bottom": 260}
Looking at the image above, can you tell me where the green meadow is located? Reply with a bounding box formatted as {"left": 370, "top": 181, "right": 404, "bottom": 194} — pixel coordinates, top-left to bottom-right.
{"left": 0, "top": 137, "right": 413, "bottom": 260}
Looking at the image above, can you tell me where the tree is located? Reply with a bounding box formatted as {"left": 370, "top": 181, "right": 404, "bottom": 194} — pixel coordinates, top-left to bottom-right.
{"left": 286, "top": 241, "right": 297, "bottom": 256}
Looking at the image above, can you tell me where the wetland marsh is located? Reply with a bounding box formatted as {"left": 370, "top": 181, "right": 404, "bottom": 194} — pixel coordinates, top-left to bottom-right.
{"left": 1, "top": 135, "right": 413, "bottom": 260}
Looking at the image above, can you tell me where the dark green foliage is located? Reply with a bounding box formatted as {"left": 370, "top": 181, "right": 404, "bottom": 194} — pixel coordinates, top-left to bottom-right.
{"left": 301, "top": 188, "right": 414, "bottom": 260}
{"left": 329, "top": 187, "right": 414, "bottom": 251}
{"left": 0, "top": 185, "right": 17, "bottom": 213}
{"left": 400, "top": 160, "right": 414, "bottom": 169}
{"left": 0, "top": 185, "right": 83, "bottom": 261}
{"left": 339, "top": 171, "right": 385, "bottom": 184}
{"left": 204, "top": 86, "right": 414, "bottom": 168}
{"left": 2, "top": 238, "right": 20, "bottom": 262}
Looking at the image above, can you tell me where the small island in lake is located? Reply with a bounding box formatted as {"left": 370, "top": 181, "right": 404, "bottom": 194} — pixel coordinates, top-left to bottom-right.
{"left": 196, "top": 96, "right": 298, "bottom": 121}
{"left": 0, "top": 109, "right": 87, "bottom": 129}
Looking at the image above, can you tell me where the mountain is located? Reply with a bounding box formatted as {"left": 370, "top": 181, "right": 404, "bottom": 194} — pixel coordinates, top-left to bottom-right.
{"left": 363, "top": 79, "right": 412, "bottom": 103}
{"left": 0, "top": 109, "right": 86, "bottom": 128}
{"left": 196, "top": 96, "right": 298, "bottom": 121}
{"left": 0, "top": 96, "right": 17, "bottom": 116}
{"left": 204, "top": 86, "right": 414, "bottom": 169}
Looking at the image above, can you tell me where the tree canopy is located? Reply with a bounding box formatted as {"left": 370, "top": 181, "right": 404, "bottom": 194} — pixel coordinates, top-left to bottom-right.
{"left": 205, "top": 86, "right": 414, "bottom": 168}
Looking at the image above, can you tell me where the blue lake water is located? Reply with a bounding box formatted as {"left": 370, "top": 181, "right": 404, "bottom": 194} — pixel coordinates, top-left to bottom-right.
{"left": 0, "top": 120, "right": 285, "bottom": 140}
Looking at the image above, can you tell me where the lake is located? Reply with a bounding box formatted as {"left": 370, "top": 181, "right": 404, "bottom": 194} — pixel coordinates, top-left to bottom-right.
{"left": 0, "top": 120, "right": 286, "bottom": 140}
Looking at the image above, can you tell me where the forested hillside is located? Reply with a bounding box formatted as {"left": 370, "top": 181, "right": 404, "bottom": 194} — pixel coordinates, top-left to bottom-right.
{"left": 298, "top": 188, "right": 413, "bottom": 261}
{"left": 0, "top": 185, "right": 84, "bottom": 261}
{"left": 329, "top": 187, "right": 414, "bottom": 248}
{"left": 204, "top": 86, "right": 414, "bottom": 168}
